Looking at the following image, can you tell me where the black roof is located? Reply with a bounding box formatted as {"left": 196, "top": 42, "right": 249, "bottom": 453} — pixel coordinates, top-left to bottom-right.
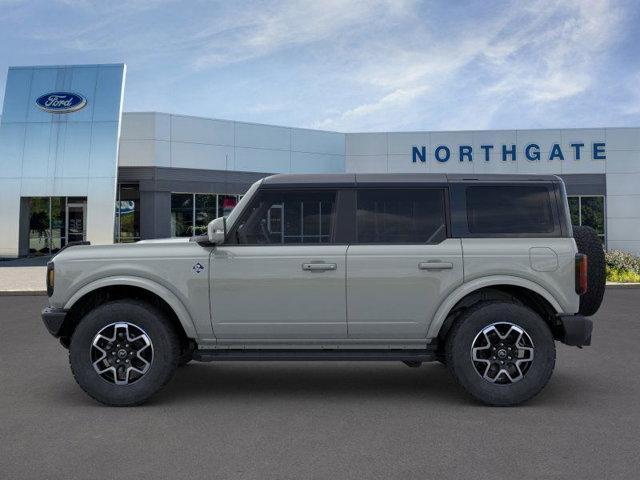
{"left": 262, "top": 173, "right": 561, "bottom": 188}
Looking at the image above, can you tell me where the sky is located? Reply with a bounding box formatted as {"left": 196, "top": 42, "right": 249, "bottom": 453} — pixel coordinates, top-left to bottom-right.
{"left": 0, "top": 0, "right": 639, "bottom": 132}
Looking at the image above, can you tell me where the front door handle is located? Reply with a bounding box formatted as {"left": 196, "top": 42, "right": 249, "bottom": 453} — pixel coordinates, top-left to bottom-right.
{"left": 419, "top": 261, "right": 453, "bottom": 270}
{"left": 302, "top": 263, "right": 337, "bottom": 272}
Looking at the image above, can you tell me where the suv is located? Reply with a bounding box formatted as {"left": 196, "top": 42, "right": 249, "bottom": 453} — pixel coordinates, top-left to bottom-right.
{"left": 42, "top": 173, "right": 605, "bottom": 406}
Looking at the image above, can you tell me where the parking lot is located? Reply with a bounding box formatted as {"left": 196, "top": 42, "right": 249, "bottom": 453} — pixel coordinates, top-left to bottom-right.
{"left": 1, "top": 289, "right": 639, "bottom": 479}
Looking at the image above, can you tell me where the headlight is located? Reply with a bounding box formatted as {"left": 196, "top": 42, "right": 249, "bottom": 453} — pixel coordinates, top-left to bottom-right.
{"left": 46, "top": 262, "right": 55, "bottom": 297}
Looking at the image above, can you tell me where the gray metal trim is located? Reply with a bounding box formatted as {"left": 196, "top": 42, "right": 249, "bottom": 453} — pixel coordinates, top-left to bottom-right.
{"left": 558, "top": 174, "right": 606, "bottom": 196}
{"left": 118, "top": 167, "right": 271, "bottom": 194}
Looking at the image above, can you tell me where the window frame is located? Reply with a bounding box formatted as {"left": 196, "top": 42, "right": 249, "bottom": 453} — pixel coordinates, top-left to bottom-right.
{"left": 449, "top": 182, "right": 566, "bottom": 238}
{"left": 352, "top": 186, "right": 450, "bottom": 245}
{"left": 225, "top": 187, "right": 343, "bottom": 246}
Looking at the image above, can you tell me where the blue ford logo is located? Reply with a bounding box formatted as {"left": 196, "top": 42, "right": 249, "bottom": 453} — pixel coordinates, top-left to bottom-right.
{"left": 35, "top": 92, "right": 87, "bottom": 114}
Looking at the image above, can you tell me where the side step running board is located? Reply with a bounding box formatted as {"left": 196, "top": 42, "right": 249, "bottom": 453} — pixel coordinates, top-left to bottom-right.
{"left": 192, "top": 349, "right": 437, "bottom": 363}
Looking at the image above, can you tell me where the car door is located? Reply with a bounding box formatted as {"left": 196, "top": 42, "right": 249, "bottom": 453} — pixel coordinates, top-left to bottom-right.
{"left": 346, "top": 187, "right": 463, "bottom": 339}
{"left": 210, "top": 188, "right": 348, "bottom": 340}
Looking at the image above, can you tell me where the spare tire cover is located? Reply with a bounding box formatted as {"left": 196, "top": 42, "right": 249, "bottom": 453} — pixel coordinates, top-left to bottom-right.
{"left": 573, "top": 225, "right": 606, "bottom": 316}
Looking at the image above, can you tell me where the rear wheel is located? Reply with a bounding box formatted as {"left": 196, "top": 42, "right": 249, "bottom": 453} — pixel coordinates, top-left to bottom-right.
{"left": 69, "top": 300, "right": 180, "bottom": 406}
{"left": 446, "top": 301, "right": 556, "bottom": 406}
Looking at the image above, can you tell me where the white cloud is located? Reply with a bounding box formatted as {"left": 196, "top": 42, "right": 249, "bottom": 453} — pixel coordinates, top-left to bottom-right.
{"left": 191, "top": 0, "right": 413, "bottom": 69}
{"left": 1, "top": 0, "right": 631, "bottom": 130}
{"left": 314, "top": 0, "right": 625, "bottom": 130}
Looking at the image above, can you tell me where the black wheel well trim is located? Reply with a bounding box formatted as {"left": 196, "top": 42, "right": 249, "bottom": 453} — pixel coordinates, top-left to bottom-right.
{"left": 59, "top": 285, "right": 191, "bottom": 349}
{"left": 437, "top": 285, "right": 561, "bottom": 344}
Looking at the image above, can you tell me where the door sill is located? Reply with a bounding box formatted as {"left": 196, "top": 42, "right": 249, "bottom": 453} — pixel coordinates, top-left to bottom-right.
{"left": 192, "top": 348, "right": 437, "bottom": 362}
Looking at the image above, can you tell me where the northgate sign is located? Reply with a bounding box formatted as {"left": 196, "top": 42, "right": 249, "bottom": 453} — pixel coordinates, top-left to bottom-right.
{"left": 412, "top": 142, "right": 606, "bottom": 163}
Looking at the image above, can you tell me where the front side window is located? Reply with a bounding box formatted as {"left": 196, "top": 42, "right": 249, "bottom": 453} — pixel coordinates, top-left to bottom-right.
{"left": 233, "top": 190, "right": 337, "bottom": 245}
{"left": 466, "top": 186, "right": 556, "bottom": 234}
{"left": 356, "top": 188, "right": 446, "bottom": 243}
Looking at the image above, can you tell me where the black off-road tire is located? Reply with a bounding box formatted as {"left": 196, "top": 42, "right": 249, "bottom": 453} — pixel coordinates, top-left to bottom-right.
{"left": 573, "top": 225, "right": 606, "bottom": 316}
{"left": 445, "top": 301, "right": 556, "bottom": 406}
{"left": 69, "top": 300, "right": 180, "bottom": 406}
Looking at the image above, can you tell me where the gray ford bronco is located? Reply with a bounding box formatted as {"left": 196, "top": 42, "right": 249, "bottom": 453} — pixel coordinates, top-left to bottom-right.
{"left": 42, "top": 174, "right": 605, "bottom": 406}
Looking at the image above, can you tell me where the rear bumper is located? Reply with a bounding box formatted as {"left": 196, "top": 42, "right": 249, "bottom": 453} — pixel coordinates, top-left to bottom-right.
{"left": 41, "top": 307, "right": 69, "bottom": 338}
{"left": 557, "top": 314, "right": 593, "bottom": 347}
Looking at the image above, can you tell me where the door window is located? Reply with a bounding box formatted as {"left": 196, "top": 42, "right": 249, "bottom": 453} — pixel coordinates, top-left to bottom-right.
{"left": 356, "top": 189, "right": 446, "bottom": 244}
{"left": 233, "top": 190, "right": 337, "bottom": 244}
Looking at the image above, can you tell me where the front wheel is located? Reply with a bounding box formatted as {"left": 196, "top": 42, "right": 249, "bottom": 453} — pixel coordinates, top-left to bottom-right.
{"left": 69, "top": 300, "right": 180, "bottom": 406}
{"left": 445, "top": 301, "right": 556, "bottom": 406}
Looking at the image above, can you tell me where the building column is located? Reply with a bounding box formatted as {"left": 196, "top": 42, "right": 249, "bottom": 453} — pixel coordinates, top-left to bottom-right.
{"left": 139, "top": 188, "right": 171, "bottom": 240}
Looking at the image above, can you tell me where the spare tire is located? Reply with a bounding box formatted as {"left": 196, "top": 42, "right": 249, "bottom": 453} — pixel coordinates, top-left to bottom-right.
{"left": 573, "top": 225, "right": 606, "bottom": 316}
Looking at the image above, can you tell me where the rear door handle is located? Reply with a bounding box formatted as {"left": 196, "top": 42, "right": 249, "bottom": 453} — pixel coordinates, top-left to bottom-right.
{"left": 302, "top": 263, "right": 337, "bottom": 271}
{"left": 419, "top": 261, "right": 453, "bottom": 270}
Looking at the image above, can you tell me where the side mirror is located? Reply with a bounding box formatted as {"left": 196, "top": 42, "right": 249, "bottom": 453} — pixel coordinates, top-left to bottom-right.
{"left": 207, "top": 217, "right": 226, "bottom": 245}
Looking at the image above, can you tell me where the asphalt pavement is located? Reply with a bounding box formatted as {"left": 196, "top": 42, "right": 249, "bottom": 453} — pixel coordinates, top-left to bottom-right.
{"left": 1, "top": 289, "right": 639, "bottom": 479}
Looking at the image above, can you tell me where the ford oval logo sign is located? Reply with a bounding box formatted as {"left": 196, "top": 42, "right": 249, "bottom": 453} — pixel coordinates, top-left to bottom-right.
{"left": 35, "top": 92, "right": 87, "bottom": 114}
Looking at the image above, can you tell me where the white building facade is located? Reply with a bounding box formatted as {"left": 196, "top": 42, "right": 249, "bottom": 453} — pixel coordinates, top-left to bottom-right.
{"left": 1, "top": 64, "right": 639, "bottom": 257}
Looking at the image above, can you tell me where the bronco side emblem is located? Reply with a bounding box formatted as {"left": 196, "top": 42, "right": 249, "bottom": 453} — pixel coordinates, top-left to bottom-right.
{"left": 192, "top": 262, "right": 205, "bottom": 274}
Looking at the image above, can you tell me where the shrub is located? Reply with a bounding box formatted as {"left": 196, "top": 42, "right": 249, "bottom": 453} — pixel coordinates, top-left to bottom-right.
{"left": 605, "top": 250, "right": 640, "bottom": 282}
{"left": 606, "top": 267, "right": 640, "bottom": 283}
{"left": 605, "top": 250, "right": 640, "bottom": 274}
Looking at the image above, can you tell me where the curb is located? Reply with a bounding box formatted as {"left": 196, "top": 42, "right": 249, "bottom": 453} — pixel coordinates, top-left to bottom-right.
{"left": 0, "top": 290, "right": 47, "bottom": 296}
{"left": 606, "top": 283, "right": 640, "bottom": 289}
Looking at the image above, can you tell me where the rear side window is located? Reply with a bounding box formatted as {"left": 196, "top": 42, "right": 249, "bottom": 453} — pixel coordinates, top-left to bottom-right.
{"left": 466, "top": 185, "right": 556, "bottom": 234}
{"left": 356, "top": 189, "right": 446, "bottom": 243}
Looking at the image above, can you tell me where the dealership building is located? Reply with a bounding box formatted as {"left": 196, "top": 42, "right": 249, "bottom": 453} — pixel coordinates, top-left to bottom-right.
{"left": 1, "top": 63, "right": 639, "bottom": 258}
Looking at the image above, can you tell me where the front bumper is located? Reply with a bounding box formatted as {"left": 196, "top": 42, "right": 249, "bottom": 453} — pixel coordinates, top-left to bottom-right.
{"left": 41, "top": 307, "right": 69, "bottom": 338}
{"left": 557, "top": 314, "right": 593, "bottom": 347}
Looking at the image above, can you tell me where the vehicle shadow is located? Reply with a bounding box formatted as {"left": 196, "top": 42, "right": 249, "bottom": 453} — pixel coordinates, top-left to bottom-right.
{"left": 154, "top": 361, "right": 472, "bottom": 406}
{"left": 152, "top": 361, "right": 598, "bottom": 408}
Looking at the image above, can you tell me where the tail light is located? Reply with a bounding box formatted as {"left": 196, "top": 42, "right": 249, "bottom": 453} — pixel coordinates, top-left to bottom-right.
{"left": 575, "top": 254, "right": 588, "bottom": 295}
{"left": 46, "top": 262, "right": 55, "bottom": 297}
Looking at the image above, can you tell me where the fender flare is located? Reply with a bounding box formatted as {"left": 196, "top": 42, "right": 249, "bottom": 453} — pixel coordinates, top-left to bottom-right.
{"left": 64, "top": 276, "right": 198, "bottom": 338}
{"left": 426, "top": 275, "right": 563, "bottom": 339}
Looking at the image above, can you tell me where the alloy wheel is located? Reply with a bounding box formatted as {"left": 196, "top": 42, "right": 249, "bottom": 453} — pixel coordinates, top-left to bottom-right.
{"left": 471, "top": 322, "right": 534, "bottom": 384}
{"left": 90, "top": 322, "right": 154, "bottom": 385}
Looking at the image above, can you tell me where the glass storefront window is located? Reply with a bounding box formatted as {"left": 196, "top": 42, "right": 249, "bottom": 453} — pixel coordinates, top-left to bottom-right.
{"left": 568, "top": 197, "right": 580, "bottom": 226}
{"left": 195, "top": 194, "right": 217, "bottom": 236}
{"left": 171, "top": 193, "right": 194, "bottom": 237}
{"left": 171, "top": 193, "right": 241, "bottom": 237}
{"left": 218, "top": 195, "right": 238, "bottom": 218}
{"left": 50, "top": 197, "right": 65, "bottom": 253}
{"left": 26, "top": 196, "right": 86, "bottom": 256}
{"left": 567, "top": 195, "right": 606, "bottom": 245}
{"left": 28, "top": 197, "right": 51, "bottom": 256}
{"left": 115, "top": 184, "right": 140, "bottom": 242}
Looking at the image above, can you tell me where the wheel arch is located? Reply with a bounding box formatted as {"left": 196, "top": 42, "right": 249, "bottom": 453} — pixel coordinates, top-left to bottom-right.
{"left": 428, "top": 276, "right": 563, "bottom": 340}
{"left": 62, "top": 276, "right": 197, "bottom": 344}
